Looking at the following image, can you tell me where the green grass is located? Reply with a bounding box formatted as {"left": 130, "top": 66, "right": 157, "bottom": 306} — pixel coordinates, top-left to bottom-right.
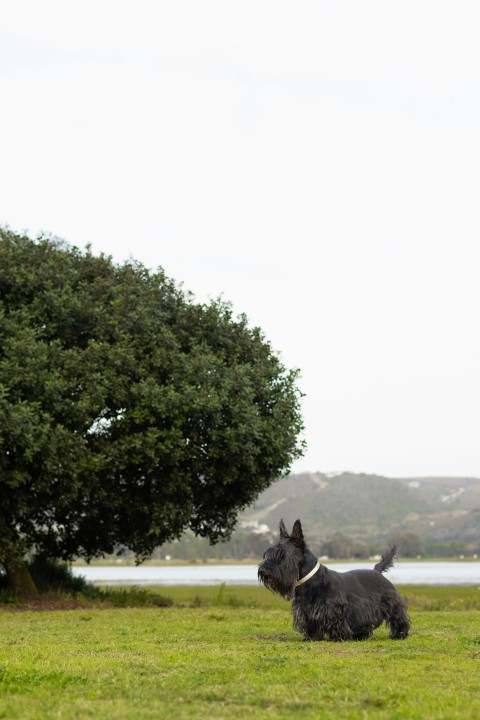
{"left": 1, "top": 586, "right": 480, "bottom": 719}
{"left": 154, "top": 583, "right": 480, "bottom": 611}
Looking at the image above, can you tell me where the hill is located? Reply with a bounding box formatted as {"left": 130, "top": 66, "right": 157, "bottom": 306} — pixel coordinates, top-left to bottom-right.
{"left": 239, "top": 471, "right": 480, "bottom": 550}
{"left": 151, "top": 472, "right": 480, "bottom": 560}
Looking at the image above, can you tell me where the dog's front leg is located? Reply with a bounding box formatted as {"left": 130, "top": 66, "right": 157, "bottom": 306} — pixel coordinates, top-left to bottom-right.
{"left": 306, "top": 626, "right": 325, "bottom": 641}
{"left": 292, "top": 602, "right": 323, "bottom": 641}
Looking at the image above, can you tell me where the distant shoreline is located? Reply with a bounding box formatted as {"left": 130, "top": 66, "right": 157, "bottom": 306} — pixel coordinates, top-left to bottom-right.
{"left": 72, "top": 556, "right": 479, "bottom": 567}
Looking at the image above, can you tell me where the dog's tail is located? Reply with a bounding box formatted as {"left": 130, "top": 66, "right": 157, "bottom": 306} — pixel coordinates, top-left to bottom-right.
{"left": 374, "top": 546, "right": 396, "bottom": 573}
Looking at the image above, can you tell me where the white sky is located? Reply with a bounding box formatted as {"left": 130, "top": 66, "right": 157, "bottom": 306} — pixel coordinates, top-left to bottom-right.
{"left": 2, "top": 1, "right": 480, "bottom": 478}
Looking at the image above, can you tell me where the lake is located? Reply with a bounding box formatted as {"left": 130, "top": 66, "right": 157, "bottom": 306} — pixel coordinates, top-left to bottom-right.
{"left": 72, "top": 562, "right": 480, "bottom": 586}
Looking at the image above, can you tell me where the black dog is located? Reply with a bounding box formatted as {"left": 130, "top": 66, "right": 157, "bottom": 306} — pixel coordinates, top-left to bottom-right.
{"left": 258, "top": 519, "right": 410, "bottom": 642}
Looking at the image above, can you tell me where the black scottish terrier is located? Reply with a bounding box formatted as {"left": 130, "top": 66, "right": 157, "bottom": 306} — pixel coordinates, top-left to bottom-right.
{"left": 258, "top": 519, "right": 410, "bottom": 642}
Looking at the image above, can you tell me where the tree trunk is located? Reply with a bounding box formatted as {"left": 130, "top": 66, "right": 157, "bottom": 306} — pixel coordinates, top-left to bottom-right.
{"left": 4, "top": 560, "right": 39, "bottom": 598}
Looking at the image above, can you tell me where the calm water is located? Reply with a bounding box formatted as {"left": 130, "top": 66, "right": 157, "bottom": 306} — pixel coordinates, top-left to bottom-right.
{"left": 72, "top": 562, "right": 480, "bottom": 586}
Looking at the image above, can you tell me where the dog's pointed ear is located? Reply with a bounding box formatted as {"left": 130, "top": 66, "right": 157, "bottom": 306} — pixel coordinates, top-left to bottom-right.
{"left": 291, "top": 519, "right": 304, "bottom": 542}
{"left": 279, "top": 519, "right": 289, "bottom": 538}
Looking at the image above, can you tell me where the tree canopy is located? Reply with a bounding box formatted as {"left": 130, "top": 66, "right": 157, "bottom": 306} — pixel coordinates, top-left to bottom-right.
{"left": 0, "top": 229, "right": 304, "bottom": 583}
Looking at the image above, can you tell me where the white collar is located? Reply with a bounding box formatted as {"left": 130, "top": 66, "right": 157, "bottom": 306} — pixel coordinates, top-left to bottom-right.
{"left": 295, "top": 560, "right": 321, "bottom": 587}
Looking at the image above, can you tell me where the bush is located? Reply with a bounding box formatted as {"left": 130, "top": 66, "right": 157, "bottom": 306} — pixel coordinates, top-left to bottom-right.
{"left": 27, "top": 555, "right": 94, "bottom": 595}
{"left": 95, "top": 587, "right": 173, "bottom": 608}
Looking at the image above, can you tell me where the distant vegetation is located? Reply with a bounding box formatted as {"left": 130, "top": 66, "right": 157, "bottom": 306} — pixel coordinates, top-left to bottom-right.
{"left": 139, "top": 472, "right": 480, "bottom": 561}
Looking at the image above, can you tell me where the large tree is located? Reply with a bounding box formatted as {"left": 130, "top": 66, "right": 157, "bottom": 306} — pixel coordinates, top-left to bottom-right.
{"left": 0, "top": 229, "right": 304, "bottom": 593}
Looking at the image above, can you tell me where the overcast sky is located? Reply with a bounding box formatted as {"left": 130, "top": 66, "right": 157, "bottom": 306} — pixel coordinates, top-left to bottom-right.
{"left": 2, "top": 1, "right": 479, "bottom": 478}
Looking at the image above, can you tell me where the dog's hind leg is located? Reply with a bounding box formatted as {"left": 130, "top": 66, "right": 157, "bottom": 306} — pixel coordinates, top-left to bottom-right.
{"left": 389, "top": 614, "right": 410, "bottom": 639}
{"left": 384, "top": 596, "right": 410, "bottom": 640}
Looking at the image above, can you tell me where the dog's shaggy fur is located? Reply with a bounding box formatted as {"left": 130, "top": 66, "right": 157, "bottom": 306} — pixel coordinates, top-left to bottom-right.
{"left": 258, "top": 519, "right": 410, "bottom": 642}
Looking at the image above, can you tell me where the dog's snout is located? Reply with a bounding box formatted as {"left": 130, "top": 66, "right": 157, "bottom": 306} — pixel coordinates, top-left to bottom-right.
{"left": 258, "top": 567, "right": 271, "bottom": 583}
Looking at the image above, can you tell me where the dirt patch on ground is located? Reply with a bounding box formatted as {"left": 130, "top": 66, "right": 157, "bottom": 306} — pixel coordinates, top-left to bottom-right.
{"left": 0, "top": 592, "right": 102, "bottom": 612}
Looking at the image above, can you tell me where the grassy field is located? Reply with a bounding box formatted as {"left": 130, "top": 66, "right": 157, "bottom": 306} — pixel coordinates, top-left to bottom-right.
{"left": 1, "top": 586, "right": 479, "bottom": 719}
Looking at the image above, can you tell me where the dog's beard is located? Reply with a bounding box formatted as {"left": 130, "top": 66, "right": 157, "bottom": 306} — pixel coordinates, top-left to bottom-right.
{"left": 259, "top": 576, "right": 295, "bottom": 600}
{"left": 258, "top": 551, "right": 300, "bottom": 600}
{"left": 259, "top": 572, "right": 295, "bottom": 600}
